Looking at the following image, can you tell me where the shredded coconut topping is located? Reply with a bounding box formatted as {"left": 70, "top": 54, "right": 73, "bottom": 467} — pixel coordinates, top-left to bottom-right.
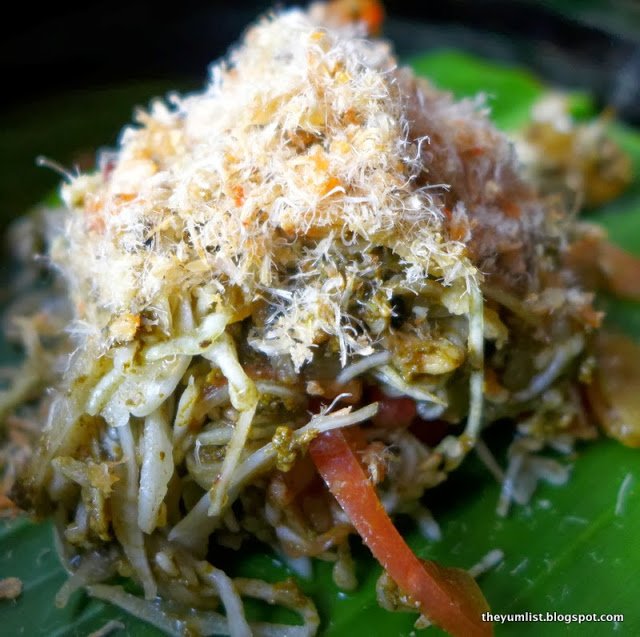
{"left": 9, "top": 7, "right": 617, "bottom": 635}
{"left": 53, "top": 8, "right": 555, "bottom": 371}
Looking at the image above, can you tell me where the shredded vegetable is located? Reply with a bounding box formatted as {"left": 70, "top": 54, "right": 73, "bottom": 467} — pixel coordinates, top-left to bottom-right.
{"left": 3, "top": 1, "right": 636, "bottom": 636}
{"left": 310, "top": 428, "right": 491, "bottom": 636}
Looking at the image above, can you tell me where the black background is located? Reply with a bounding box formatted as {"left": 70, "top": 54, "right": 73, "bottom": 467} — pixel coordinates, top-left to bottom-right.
{"left": 2, "top": 0, "right": 640, "bottom": 227}
{"left": 3, "top": 0, "right": 640, "bottom": 117}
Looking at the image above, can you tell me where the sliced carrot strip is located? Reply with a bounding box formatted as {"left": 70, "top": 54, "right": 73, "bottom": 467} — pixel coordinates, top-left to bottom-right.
{"left": 309, "top": 428, "right": 492, "bottom": 637}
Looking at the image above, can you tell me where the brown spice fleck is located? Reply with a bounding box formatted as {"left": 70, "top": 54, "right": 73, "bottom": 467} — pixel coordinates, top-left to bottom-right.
{"left": 0, "top": 577, "right": 22, "bottom": 600}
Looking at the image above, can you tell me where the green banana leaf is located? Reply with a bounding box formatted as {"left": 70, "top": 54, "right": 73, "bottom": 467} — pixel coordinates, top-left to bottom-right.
{"left": 1, "top": 50, "right": 639, "bottom": 637}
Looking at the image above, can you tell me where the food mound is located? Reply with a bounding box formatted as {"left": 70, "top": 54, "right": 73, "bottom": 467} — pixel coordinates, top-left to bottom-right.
{"left": 14, "top": 3, "right": 617, "bottom": 636}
